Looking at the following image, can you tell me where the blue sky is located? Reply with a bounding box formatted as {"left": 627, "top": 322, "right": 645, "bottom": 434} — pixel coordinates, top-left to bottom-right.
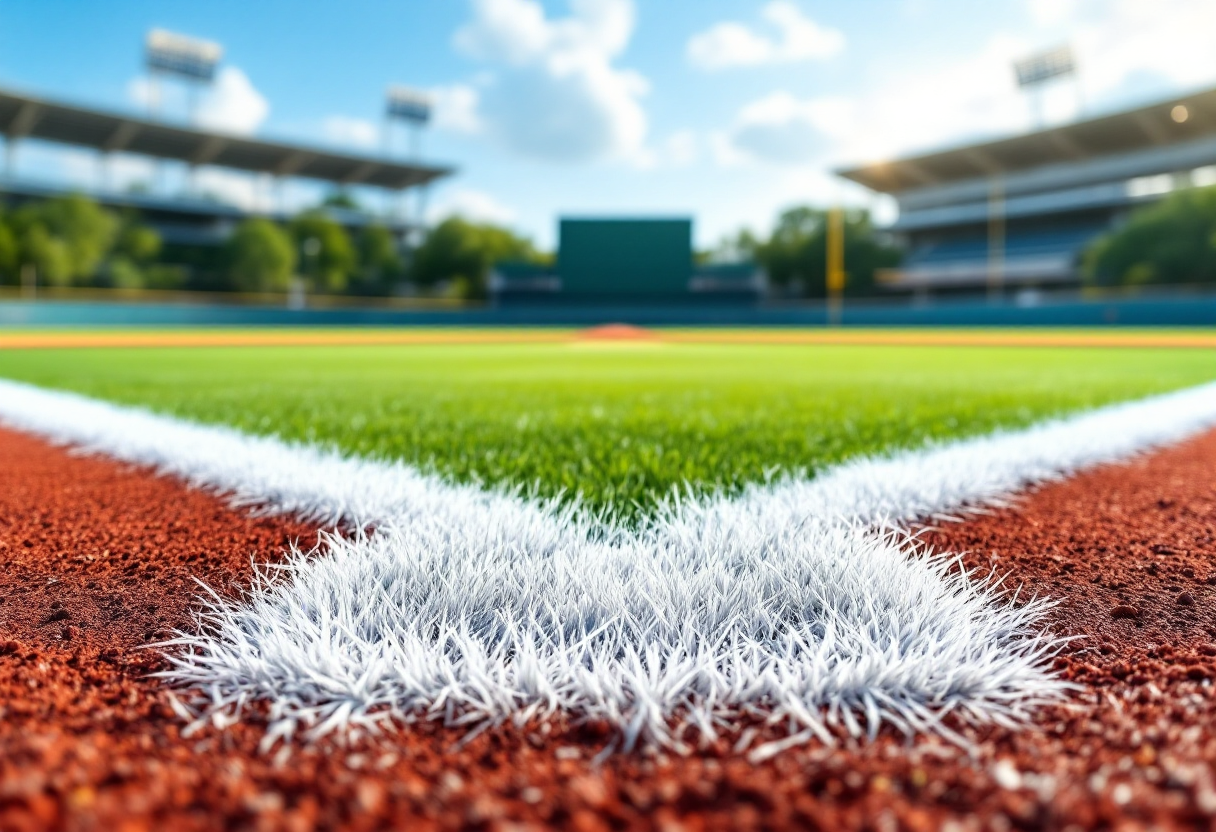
{"left": 2, "top": 0, "right": 1215, "bottom": 248}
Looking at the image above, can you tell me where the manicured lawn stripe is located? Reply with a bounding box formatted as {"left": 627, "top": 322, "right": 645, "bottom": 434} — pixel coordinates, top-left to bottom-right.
{"left": 1, "top": 341, "right": 1213, "bottom": 521}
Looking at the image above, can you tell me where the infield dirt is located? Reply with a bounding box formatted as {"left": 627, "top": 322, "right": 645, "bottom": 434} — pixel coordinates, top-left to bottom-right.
{"left": 1, "top": 425, "right": 1214, "bottom": 831}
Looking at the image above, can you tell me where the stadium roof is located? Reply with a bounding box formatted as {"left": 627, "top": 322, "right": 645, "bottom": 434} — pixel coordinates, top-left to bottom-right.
{"left": 838, "top": 85, "right": 1216, "bottom": 194}
{"left": 0, "top": 87, "right": 454, "bottom": 191}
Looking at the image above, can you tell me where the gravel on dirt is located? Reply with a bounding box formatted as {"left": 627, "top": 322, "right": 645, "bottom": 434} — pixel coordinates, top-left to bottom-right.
{"left": 1, "top": 424, "right": 1214, "bottom": 831}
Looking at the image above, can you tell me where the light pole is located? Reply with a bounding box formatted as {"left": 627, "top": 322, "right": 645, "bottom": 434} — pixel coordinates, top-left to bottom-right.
{"left": 384, "top": 86, "right": 434, "bottom": 245}
{"left": 145, "top": 29, "right": 222, "bottom": 196}
{"left": 145, "top": 29, "right": 223, "bottom": 122}
{"left": 385, "top": 86, "right": 433, "bottom": 160}
{"left": 1013, "top": 45, "right": 1079, "bottom": 129}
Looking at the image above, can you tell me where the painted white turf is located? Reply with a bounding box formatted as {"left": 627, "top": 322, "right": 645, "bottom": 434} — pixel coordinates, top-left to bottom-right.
{"left": 4, "top": 378, "right": 1216, "bottom": 754}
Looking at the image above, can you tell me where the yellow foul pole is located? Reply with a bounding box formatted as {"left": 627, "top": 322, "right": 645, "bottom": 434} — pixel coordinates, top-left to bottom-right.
{"left": 826, "top": 206, "right": 845, "bottom": 326}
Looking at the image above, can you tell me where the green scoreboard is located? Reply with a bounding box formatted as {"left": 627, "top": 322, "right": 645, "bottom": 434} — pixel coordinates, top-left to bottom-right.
{"left": 557, "top": 218, "right": 693, "bottom": 299}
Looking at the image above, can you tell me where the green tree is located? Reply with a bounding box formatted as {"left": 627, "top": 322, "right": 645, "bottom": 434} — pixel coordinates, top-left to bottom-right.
{"left": 704, "top": 228, "right": 761, "bottom": 265}
{"left": 409, "top": 217, "right": 542, "bottom": 298}
{"left": 319, "top": 190, "right": 362, "bottom": 212}
{"left": 291, "top": 210, "right": 357, "bottom": 293}
{"left": 754, "top": 206, "right": 901, "bottom": 298}
{"left": 107, "top": 216, "right": 164, "bottom": 289}
{"left": 1084, "top": 185, "right": 1216, "bottom": 287}
{"left": 12, "top": 219, "right": 71, "bottom": 286}
{"left": 114, "top": 223, "right": 161, "bottom": 264}
{"left": 226, "top": 218, "right": 296, "bottom": 292}
{"left": 357, "top": 224, "right": 403, "bottom": 290}
{"left": 41, "top": 194, "right": 118, "bottom": 283}
{"left": 9, "top": 194, "right": 118, "bottom": 287}
{"left": 0, "top": 212, "right": 18, "bottom": 284}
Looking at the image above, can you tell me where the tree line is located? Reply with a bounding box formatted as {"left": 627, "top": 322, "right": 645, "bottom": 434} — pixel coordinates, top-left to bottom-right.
{"left": 0, "top": 194, "right": 167, "bottom": 291}
{"left": 229, "top": 212, "right": 548, "bottom": 299}
{"left": 0, "top": 192, "right": 902, "bottom": 300}
{"left": 1085, "top": 184, "right": 1216, "bottom": 288}
{"left": 710, "top": 206, "right": 901, "bottom": 298}
{"left": 9, "top": 184, "right": 1210, "bottom": 300}
{"left": 717, "top": 183, "right": 1216, "bottom": 294}
{"left": 0, "top": 192, "right": 544, "bottom": 299}
{"left": 734, "top": 185, "right": 1216, "bottom": 294}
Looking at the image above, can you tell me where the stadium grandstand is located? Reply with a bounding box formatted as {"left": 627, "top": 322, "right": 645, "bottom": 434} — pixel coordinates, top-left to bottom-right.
{"left": 838, "top": 84, "right": 1216, "bottom": 297}
{"left": 0, "top": 84, "right": 454, "bottom": 261}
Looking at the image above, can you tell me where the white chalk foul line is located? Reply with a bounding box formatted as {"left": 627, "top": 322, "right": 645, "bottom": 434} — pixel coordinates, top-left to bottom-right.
{"left": 3, "top": 377, "right": 1216, "bottom": 754}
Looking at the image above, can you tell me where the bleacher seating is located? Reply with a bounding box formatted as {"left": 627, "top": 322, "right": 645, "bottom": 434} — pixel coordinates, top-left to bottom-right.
{"left": 905, "top": 226, "right": 1105, "bottom": 269}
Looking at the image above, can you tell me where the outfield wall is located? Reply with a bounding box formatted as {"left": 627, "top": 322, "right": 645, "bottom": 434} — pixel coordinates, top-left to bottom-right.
{"left": 1, "top": 294, "right": 1215, "bottom": 328}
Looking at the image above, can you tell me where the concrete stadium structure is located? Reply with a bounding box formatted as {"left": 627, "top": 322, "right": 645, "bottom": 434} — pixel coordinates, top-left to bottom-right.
{"left": 0, "top": 85, "right": 454, "bottom": 254}
{"left": 839, "top": 85, "right": 1216, "bottom": 296}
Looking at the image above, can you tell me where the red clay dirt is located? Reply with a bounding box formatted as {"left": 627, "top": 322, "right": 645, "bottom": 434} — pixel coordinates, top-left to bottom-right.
{"left": 579, "top": 324, "right": 657, "bottom": 342}
{"left": 1, "top": 424, "right": 1215, "bottom": 831}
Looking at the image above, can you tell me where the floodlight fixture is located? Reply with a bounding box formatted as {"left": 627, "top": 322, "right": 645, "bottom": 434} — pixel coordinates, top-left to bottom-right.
{"left": 1014, "top": 45, "right": 1076, "bottom": 89}
{"left": 145, "top": 29, "right": 223, "bottom": 83}
{"left": 386, "top": 85, "right": 433, "bottom": 127}
{"left": 1014, "top": 45, "right": 1081, "bottom": 128}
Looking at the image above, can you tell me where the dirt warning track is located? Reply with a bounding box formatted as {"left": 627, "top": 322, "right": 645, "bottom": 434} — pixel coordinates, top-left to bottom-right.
{"left": 1, "top": 425, "right": 1215, "bottom": 830}
{"left": 2, "top": 325, "right": 1216, "bottom": 351}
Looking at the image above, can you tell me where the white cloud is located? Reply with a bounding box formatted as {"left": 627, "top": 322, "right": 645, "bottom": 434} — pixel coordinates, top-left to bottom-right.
{"left": 196, "top": 67, "right": 269, "bottom": 135}
{"left": 717, "top": 0, "right": 1216, "bottom": 175}
{"left": 687, "top": 2, "right": 844, "bottom": 72}
{"left": 429, "top": 188, "right": 518, "bottom": 225}
{"left": 63, "top": 151, "right": 282, "bottom": 213}
{"left": 455, "top": 0, "right": 633, "bottom": 65}
{"left": 323, "top": 115, "right": 379, "bottom": 149}
{"left": 22, "top": 143, "right": 274, "bottom": 211}
{"left": 662, "top": 130, "right": 699, "bottom": 167}
{"left": 130, "top": 66, "right": 269, "bottom": 136}
{"left": 431, "top": 84, "right": 483, "bottom": 134}
{"left": 729, "top": 93, "right": 854, "bottom": 165}
{"left": 192, "top": 168, "right": 275, "bottom": 211}
{"left": 627, "top": 129, "right": 700, "bottom": 171}
{"left": 708, "top": 131, "right": 750, "bottom": 168}
{"left": 452, "top": 0, "right": 648, "bottom": 163}
{"left": 478, "top": 59, "right": 648, "bottom": 163}
{"left": 126, "top": 76, "right": 160, "bottom": 112}
{"left": 726, "top": 34, "right": 1036, "bottom": 169}
{"left": 453, "top": 0, "right": 554, "bottom": 65}
{"left": 1068, "top": 0, "right": 1216, "bottom": 103}
{"left": 808, "top": 0, "right": 1216, "bottom": 167}
{"left": 58, "top": 149, "right": 156, "bottom": 191}
{"left": 1027, "top": 0, "right": 1082, "bottom": 27}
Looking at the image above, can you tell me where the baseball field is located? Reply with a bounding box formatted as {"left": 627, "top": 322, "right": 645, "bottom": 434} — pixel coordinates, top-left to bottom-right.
{"left": 1, "top": 327, "right": 1214, "bottom": 829}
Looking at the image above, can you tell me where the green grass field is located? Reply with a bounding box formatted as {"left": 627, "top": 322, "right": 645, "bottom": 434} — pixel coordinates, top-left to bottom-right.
{"left": 2, "top": 338, "right": 1214, "bottom": 520}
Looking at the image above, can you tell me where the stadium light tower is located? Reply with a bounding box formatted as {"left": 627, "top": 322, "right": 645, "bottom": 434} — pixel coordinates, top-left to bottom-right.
{"left": 992, "top": 45, "right": 1081, "bottom": 301}
{"left": 144, "top": 29, "right": 223, "bottom": 123}
{"left": 384, "top": 85, "right": 434, "bottom": 241}
{"left": 385, "top": 85, "right": 433, "bottom": 160}
{"left": 1014, "top": 45, "right": 1080, "bottom": 128}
